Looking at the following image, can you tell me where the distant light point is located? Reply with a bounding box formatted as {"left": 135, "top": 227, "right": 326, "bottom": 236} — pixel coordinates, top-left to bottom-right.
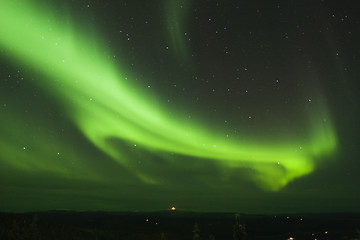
{"left": 171, "top": 206, "right": 176, "bottom": 211}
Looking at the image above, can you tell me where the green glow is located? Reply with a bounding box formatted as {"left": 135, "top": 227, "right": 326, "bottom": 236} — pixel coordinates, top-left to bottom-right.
{"left": 0, "top": 109, "right": 100, "bottom": 180}
{"left": 0, "top": 0, "right": 337, "bottom": 191}
{"left": 164, "top": 0, "right": 192, "bottom": 62}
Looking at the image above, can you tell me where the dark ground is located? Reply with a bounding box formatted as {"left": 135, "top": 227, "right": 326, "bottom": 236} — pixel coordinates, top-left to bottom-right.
{"left": 0, "top": 211, "right": 359, "bottom": 240}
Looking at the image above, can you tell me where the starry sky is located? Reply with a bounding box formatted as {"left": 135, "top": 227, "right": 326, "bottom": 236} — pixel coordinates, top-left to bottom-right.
{"left": 0, "top": 0, "right": 359, "bottom": 213}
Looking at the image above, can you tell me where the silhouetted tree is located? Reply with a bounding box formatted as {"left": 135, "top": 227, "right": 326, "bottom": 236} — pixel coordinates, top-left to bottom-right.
{"left": 24, "top": 214, "right": 40, "bottom": 240}
{"left": 233, "top": 214, "right": 246, "bottom": 240}
{"left": 8, "top": 219, "right": 21, "bottom": 240}
{"left": 352, "top": 229, "right": 360, "bottom": 240}
{"left": 193, "top": 223, "right": 201, "bottom": 240}
{"left": 160, "top": 232, "right": 166, "bottom": 240}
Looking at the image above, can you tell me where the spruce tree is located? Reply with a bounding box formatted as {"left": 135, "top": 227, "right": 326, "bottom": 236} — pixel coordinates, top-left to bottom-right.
{"left": 193, "top": 223, "right": 200, "bottom": 240}
{"left": 233, "top": 214, "right": 246, "bottom": 240}
{"left": 8, "top": 220, "right": 20, "bottom": 240}
{"left": 160, "top": 232, "right": 166, "bottom": 240}
{"left": 25, "top": 214, "right": 40, "bottom": 240}
{"left": 352, "top": 229, "right": 360, "bottom": 240}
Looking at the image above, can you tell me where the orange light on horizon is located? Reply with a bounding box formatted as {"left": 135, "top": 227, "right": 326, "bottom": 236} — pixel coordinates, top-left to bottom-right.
{"left": 171, "top": 206, "right": 176, "bottom": 211}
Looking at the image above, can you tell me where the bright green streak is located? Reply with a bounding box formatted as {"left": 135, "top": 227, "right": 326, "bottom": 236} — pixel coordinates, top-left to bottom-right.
{"left": 0, "top": 0, "right": 337, "bottom": 190}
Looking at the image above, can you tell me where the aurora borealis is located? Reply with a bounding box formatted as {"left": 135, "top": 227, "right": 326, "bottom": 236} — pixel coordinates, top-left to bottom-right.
{"left": 1, "top": 0, "right": 359, "bottom": 213}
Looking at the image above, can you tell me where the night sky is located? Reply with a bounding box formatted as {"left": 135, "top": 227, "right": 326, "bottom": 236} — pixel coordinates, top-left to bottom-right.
{"left": 0, "top": 0, "right": 359, "bottom": 213}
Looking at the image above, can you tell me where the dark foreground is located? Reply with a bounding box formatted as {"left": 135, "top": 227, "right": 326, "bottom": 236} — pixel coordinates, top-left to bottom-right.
{"left": 0, "top": 211, "right": 359, "bottom": 240}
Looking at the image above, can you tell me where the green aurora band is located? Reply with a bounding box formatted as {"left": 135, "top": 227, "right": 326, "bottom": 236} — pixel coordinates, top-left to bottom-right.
{"left": 0, "top": 0, "right": 337, "bottom": 191}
